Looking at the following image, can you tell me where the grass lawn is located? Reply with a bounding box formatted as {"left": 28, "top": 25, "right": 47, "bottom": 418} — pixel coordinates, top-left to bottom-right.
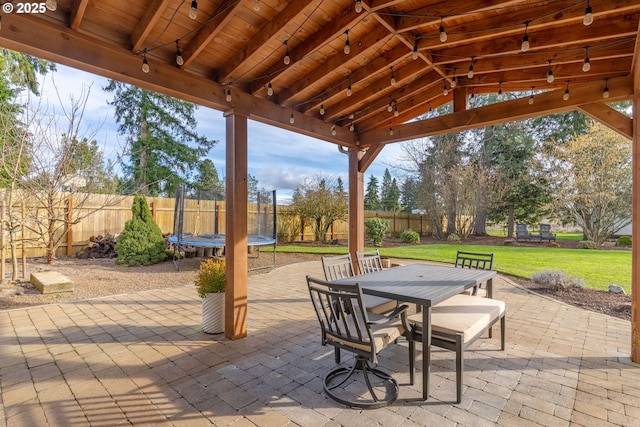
{"left": 276, "top": 243, "right": 631, "bottom": 293}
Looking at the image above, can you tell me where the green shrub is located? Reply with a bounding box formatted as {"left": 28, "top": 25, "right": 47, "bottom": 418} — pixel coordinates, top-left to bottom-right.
{"left": 447, "top": 233, "right": 461, "bottom": 242}
{"left": 616, "top": 236, "right": 632, "bottom": 246}
{"left": 530, "top": 269, "right": 585, "bottom": 290}
{"left": 400, "top": 229, "right": 420, "bottom": 244}
{"left": 577, "top": 240, "right": 597, "bottom": 249}
{"left": 115, "top": 195, "right": 167, "bottom": 266}
{"left": 364, "top": 218, "right": 389, "bottom": 247}
{"left": 195, "top": 259, "right": 226, "bottom": 298}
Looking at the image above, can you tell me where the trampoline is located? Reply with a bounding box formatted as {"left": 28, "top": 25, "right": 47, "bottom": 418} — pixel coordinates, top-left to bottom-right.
{"left": 169, "top": 184, "right": 277, "bottom": 270}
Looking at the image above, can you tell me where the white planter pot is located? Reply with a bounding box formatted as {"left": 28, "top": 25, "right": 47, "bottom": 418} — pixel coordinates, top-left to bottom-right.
{"left": 202, "top": 292, "right": 225, "bottom": 334}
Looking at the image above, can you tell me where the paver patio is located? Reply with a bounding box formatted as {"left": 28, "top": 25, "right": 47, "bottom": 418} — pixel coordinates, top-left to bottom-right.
{"left": 1, "top": 260, "right": 639, "bottom": 426}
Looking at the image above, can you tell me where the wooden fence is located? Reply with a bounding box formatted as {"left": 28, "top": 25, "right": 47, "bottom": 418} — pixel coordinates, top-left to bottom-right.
{"left": 1, "top": 191, "right": 433, "bottom": 258}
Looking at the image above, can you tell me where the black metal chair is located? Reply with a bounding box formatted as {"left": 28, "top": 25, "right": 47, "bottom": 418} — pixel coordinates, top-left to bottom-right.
{"left": 307, "top": 276, "right": 414, "bottom": 408}
{"left": 455, "top": 251, "right": 494, "bottom": 297}
{"left": 539, "top": 224, "right": 557, "bottom": 242}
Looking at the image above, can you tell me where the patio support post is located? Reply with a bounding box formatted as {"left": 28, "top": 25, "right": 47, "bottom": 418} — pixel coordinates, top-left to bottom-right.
{"left": 632, "top": 94, "right": 640, "bottom": 362}
{"left": 224, "top": 111, "right": 248, "bottom": 340}
{"left": 348, "top": 148, "right": 365, "bottom": 269}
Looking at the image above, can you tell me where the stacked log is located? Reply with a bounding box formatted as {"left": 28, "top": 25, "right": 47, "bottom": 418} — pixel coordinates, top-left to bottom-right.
{"left": 76, "top": 234, "right": 117, "bottom": 259}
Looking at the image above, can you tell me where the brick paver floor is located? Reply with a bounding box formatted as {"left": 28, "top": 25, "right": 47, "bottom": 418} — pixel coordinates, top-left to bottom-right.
{"left": 1, "top": 260, "right": 639, "bottom": 426}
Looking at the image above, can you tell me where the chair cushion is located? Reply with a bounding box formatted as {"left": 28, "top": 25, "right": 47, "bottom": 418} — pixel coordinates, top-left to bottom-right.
{"left": 363, "top": 295, "right": 397, "bottom": 314}
{"left": 327, "top": 315, "right": 405, "bottom": 354}
{"left": 409, "top": 294, "right": 505, "bottom": 344}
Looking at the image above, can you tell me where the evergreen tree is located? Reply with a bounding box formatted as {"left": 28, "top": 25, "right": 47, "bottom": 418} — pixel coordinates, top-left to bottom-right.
{"left": 104, "top": 81, "right": 217, "bottom": 196}
{"left": 380, "top": 168, "right": 401, "bottom": 212}
{"left": 192, "top": 158, "right": 224, "bottom": 198}
{"left": 116, "top": 195, "right": 167, "bottom": 266}
{"left": 364, "top": 174, "right": 380, "bottom": 211}
{"left": 400, "top": 177, "right": 418, "bottom": 213}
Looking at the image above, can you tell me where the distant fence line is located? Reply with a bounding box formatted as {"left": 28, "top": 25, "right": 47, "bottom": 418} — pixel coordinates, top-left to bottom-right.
{"left": 1, "top": 192, "right": 433, "bottom": 258}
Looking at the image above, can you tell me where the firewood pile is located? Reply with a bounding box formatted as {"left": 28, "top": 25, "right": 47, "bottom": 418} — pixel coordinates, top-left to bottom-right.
{"left": 76, "top": 234, "right": 117, "bottom": 259}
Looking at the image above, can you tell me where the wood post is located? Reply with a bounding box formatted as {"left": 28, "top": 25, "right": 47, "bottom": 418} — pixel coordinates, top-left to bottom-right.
{"left": 348, "top": 148, "right": 365, "bottom": 268}
{"left": 66, "top": 198, "right": 73, "bottom": 257}
{"left": 631, "top": 94, "right": 639, "bottom": 363}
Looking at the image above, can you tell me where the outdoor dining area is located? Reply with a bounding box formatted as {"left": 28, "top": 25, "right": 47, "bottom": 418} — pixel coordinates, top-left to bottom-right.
{"left": 1, "top": 257, "right": 637, "bottom": 426}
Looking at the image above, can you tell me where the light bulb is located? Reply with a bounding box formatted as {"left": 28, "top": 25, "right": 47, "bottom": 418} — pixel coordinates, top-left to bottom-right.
{"left": 547, "top": 69, "right": 554, "bottom": 83}
{"left": 175, "top": 50, "right": 184, "bottom": 66}
{"left": 394, "top": 106, "right": 399, "bottom": 117}
{"left": 189, "top": 1, "right": 198, "bottom": 19}
{"left": 521, "top": 35, "right": 530, "bottom": 52}
{"left": 603, "top": 82, "right": 610, "bottom": 99}
{"left": 226, "top": 88, "right": 232, "bottom": 102}
{"left": 412, "top": 44, "right": 419, "bottom": 60}
{"left": 387, "top": 101, "right": 393, "bottom": 112}
{"left": 344, "top": 39, "right": 350, "bottom": 55}
{"left": 450, "top": 76, "right": 457, "bottom": 89}
{"left": 443, "top": 84, "right": 448, "bottom": 96}
{"left": 563, "top": 85, "right": 570, "bottom": 101}
{"left": 289, "top": 113, "right": 295, "bottom": 124}
{"left": 346, "top": 85, "right": 352, "bottom": 97}
{"left": 331, "top": 124, "right": 337, "bottom": 136}
{"left": 355, "top": 0, "right": 363, "bottom": 13}
{"left": 267, "top": 82, "right": 273, "bottom": 96}
{"left": 582, "top": 58, "right": 590, "bottom": 72}
{"left": 584, "top": 5, "right": 593, "bottom": 26}
{"left": 528, "top": 94, "right": 534, "bottom": 105}
{"left": 142, "top": 57, "right": 150, "bottom": 73}
{"left": 439, "top": 25, "right": 447, "bottom": 42}
{"left": 389, "top": 128, "right": 393, "bottom": 135}
{"left": 467, "top": 64, "right": 474, "bottom": 79}
{"left": 253, "top": 0, "right": 260, "bottom": 12}
{"left": 349, "top": 123, "right": 354, "bottom": 132}
{"left": 390, "top": 74, "right": 396, "bottom": 85}
{"left": 45, "top": 0, "right": 57, "bottom": 11}
{"left": 283, "top": 51, "right": 290, "bottom": 65}
{"left": 320, "top": 104, "right": 325, "bottom": 115}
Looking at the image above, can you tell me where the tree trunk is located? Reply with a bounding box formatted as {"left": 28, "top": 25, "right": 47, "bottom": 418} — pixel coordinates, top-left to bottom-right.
{"left": 507, "top": 204, "right": 515, "bottom": 238}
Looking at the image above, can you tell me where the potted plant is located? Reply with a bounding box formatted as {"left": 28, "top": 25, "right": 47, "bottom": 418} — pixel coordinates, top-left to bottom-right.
{"left": 195, "top": 258, "right": 226, "bottom": 334}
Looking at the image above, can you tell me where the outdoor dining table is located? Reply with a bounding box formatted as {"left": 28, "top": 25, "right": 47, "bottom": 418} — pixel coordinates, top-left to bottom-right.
{"left": 331, "top": 262, "right": 497, "bottom": 400}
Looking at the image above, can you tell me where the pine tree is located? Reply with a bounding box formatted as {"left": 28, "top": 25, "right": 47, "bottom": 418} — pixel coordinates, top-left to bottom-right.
{"left": 380, "top": 169, "right": 401, "bottom": 212}
{"left": 364, "top": 175, "right": 380, "bottom": 211}
{"left": 115, "top": 195, "right": 167, "bottom": 266}
{"left": 104, "top": 81, "right": 217, "bottom": 196}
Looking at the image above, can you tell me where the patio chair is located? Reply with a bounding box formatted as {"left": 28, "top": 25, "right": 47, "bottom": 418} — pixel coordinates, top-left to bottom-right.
{"left": 455, "top": 251, "right": 494, "bottom": 297}
{"left": 306, "top": 276, "right": 414, "bottom": 408}
{"left": 355, "top": 249, "right": 384, "bottom": 274}
{"left": 322, "top": 254, "right": 396, "bottom": 315}
{"left": 408, "top": 294, "right": 506, "bottom": 403}
{"left": 515, "top": 223, "right": 532, "bottom": 241}
{"left": 539, "top": 224, "right": 557, "bottom": 242}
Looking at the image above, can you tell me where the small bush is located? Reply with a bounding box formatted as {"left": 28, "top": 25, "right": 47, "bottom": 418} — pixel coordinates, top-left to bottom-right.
{"left": 364, "top": 218, "right": 389, "bottom": 247}
{"left": 400, "top": 229, "right": 420, "bottom": 244}
{"left": 577, "top": 240, "right": 597, "bottom": 249}
{"left": 116, "top": 195, "right": 167, "bottom": 266}
{"left": 616, "top": 236, "right": 632, "bottom": 246}
{"left": 530, "top": 270, "right": 585, "bottom": 290}
{"left": 447, "top": 233, "right": 461, "bottom": 242}
{"left": 195, "top": 259, "right": 226, "bottom": 298}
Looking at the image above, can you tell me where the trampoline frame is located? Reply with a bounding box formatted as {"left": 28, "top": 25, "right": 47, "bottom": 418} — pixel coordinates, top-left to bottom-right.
{"left": 170, "top": 185, "right": 277, "bottom": 271}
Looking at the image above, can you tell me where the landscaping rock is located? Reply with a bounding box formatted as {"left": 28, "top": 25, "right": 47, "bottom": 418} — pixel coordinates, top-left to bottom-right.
{"left": 608, "top": 284, "right": 626, "bottom": 295}
{"left": 30, "top": 271, "right": 74, "bottom": 294}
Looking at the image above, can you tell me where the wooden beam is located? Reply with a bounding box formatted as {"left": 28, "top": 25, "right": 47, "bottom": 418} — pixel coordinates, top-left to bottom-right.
{"left": 358, "top": 144, "right": 384, "bottom": 173}
{"left": 578, "top": 102, "right": 633, "bottom": 139}
{"left": 130, "top": 0, "right": 171, "bottom": 53}
{"left": 0, "top": 13, "right": 356, "bottom": 147}
{"left": 225, "top": 111, "right": 248, "bottom": 340}
{"left": 180, "top": 0, "right": 242, "bottom": 69}
{"left": 69, "top": 0, "right": 90, "bottom": 31}
{"left": 359, "top": 76, "right": 634, "bottom": 146}
{"left": 218, "top": 0, "right": 314, "bottom": 83}
{"left": 632, "top": 86, "right": 640, "bottom": 363}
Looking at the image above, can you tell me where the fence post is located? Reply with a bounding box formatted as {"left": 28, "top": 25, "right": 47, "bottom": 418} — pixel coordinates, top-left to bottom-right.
{"left": 66, "top": 198, "right": 73, "bottom": 257}
{"left": 150, "top": 201, "right": 156, "bottom": 220}
{"left": 21, "top": 202, "right": 26, "bottom": 277}
{"left": 1, "top": 198, "right": 5, "bottom": 286}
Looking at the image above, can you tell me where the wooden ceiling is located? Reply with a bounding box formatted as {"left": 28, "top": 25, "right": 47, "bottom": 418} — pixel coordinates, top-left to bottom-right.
{"left": 0, "top": 0, "right": 638, "bottom": 150}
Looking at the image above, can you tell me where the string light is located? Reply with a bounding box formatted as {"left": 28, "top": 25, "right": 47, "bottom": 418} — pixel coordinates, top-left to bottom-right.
{"left": 289, "top": 110, "right": 295, "bottom": 124}
{"left": 355, "top": 0, "right": 363, "bottom": 13}
{"left": 389, "top": 127, "right": 393, "bottom": 136}
{"left": 226, "top": 87, "right": 232, "bottom": 102}
{"left": 546, "top": 60, "right": 555, "bottom": 83}
{"left": 528, "top": 86, "right": 535, "bottom": 104}
{"left": 563, "top": 81, "right": 570, "bottom": 100}
{"left": 349, "top": 122, "right": 355, "bottom": 131}
{"left": 320, "top": 103, "right": 325, "bottom": 115}
{"left": 428, "top": 101, "right": 432, "bottom": 112}
{"left": 498, "top": 81, "right": 503, "bottom": 96}
{"left": 582, "top": 47, "right": 591, "bottom": 72}
{"left": 442, "top": 80, "right": 449, "bottom": 96}
{"left": 331, "top": 123, "right": 337, "bottom": 135}
{"left": 388, "top": 98, "right": 393, "bottom": 112}
{"left": 283, "top": 40, "right": 291, "bottom": 65}
{"left": 45, "top": 0, "right": 57, "bottom": 11}
{"left": 390, "top": 67, "right": 396, "bottom": 85}
{"left": 603, "top": 79, "right": 610, "bottom": 98}
{"left": 584, "top": 0, "right": 593, "bottom": 26}
{"left": 346, "top": 83, "right": 352, "bottom": 97}
{"left": 189, "top": 0, "right": 198, "bottom": 19}
{"left": 439, "top": 18, "right": 447, "bottom": 42}
{"left": 175, "top": 41, "right": 184, "bottom": 66}
{"left": 394, "top": 105, "right": 399, "bottom": 117}
{"left": 521, "top": 21, "right": 530, "bottom": 52}
{"left": 412, "top": 41, "right": 419, "bottom": 60}
{"left": 467, "top": 58, "right": 474, "bottom": 79}
{"left": 450, "top": 69, "right": 457, "bottom": 89}
{"left": 141, "top": 53, "right": 150, "bottom": 73}
{"left": 253, "top": 0, "right": 260, "bottom": 12}
{"left": 267, "top": 81, "right": 274, "bottom": 96}
{"left": 344, "top": 30, "right": 351, "bottom": 55}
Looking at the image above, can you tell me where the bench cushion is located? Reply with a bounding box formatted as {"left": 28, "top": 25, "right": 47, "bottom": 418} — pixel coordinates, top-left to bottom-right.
{"left": 409, "top": 294, "right": 505, "bottom": 344}
{"left": 363, "top": 295, "right": 397, "bottom": 314}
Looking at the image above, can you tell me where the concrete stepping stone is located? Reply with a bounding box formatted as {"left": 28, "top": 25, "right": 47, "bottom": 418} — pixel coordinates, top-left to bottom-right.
{"left": 30, "top": 271, "right": 74, "bottom": 294}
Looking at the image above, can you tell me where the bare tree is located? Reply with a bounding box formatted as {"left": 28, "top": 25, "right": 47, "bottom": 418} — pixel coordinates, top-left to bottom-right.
{"left": 0, "top": 84, "right": 123, "bottom": 267}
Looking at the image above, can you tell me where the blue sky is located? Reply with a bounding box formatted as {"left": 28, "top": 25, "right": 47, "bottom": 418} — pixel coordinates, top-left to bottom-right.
{"left": 29, "top": 64, "right": 407, "bottom": 203}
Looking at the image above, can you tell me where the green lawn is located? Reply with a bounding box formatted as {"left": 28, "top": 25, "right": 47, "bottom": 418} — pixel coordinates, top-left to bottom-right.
{"left": 276, "top": 243, "right": 631, "bottom": 293}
